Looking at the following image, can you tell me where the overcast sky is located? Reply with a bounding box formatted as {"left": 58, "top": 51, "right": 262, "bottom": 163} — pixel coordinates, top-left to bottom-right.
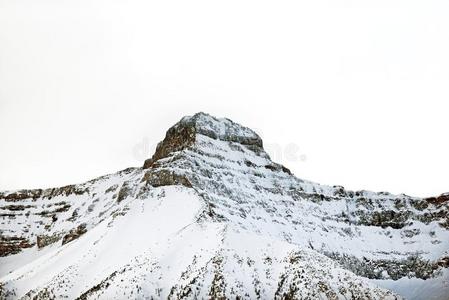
{"left": 1, "top": 0, "right": 448, "bottom": 197}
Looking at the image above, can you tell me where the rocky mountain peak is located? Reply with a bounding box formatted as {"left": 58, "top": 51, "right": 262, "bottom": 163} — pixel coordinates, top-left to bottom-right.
{"left": 181, "top": 112, "right": 263, "bottom": 147}
{"left": 2, "top": 113, "right": 449, "bottom": 300}
{"left": 143, "top": 112, "right": 263, "bottom": 168}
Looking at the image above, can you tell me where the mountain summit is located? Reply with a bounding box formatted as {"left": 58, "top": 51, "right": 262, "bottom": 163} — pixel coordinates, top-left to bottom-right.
{"left": 1, "top": 113, "right": 448, "bottom": 300}
{"left": 143, "top": 112, "right": 264, "bottom": 169}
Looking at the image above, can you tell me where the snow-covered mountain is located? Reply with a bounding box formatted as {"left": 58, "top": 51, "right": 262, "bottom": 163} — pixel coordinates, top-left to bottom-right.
{"left": 1, "top": 112, "right": 448, "bottom": 300}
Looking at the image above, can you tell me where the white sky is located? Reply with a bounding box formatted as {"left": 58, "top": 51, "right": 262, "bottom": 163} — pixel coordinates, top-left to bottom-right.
{"left": 1, "top": 0, "right": 448, "bottom": 197}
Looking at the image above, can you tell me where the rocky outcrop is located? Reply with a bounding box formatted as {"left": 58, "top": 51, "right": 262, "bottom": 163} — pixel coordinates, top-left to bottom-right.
{"left": 0, "top": 167, "right": 140, "bottom": 259}
{"left": 62, "top": 224, "right": 87, "bottom": 245}
{"left": 37, "top": 233, "right": 63, "bottom": 248}
{"left": 0, "top": 185, "right": 88, "bottom": 203}
{"left": 0, "top": 190, "right": 43, "bottom": 202}
{"left": 346, "top": 195, "right": 449, "bottom": 230}
{"left": 324, "top": 251, "right": 441, "bottom": 280}
{"left": 117, "top": 182, "right": 133, "bottom": 203}
{"left": 142, "top": 170, "right": 192, "bottom": 188}
{"left": 143, "top": 112, "right": 263, "bottom": 169}
{"left": 0, "top": 236, "right": 33, "bottom": 257}
{"left": 425, "top": 193, "right": 449, "bottom": 206}
{"left": 143, "top": 120, "right": 196, "bottom": 169}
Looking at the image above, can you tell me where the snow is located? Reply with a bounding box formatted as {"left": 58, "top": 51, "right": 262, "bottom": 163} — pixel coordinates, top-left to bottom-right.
{"left": 181, "top": 112, "right": 262, "bottom": 146}
{"left": 1, "top": 113, "right": 448, "bottom": 299}
{"left": 1, "top": 186, "right": 206, "bottom": 299}
{"left": 372, "top": 269, "right": 449, "bottom": 300}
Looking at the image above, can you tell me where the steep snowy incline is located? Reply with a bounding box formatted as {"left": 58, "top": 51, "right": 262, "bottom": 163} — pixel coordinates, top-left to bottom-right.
{"left": 1, "top": 112, "right": 448, "bottom": 299}
{"left": 0, "top": 167, "right": 142, "bottom": 275}
{"left": 143, "top": 113, "right": 449, "bottom": 278}
{"left": 1, "top": 184, "right": 399, "bottom": 299}
{"left": 141, "top": 112, "right": 449, "bottom": 298}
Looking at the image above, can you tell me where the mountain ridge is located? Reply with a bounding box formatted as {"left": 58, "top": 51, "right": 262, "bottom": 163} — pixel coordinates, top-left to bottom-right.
{"left": 1, "top": 112, "right": 448, "bottom": 299}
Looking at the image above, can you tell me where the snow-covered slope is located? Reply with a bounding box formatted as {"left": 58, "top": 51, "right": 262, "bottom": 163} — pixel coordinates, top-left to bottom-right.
{"left": 1, "top": 112, "right": 448, "bottom": 299}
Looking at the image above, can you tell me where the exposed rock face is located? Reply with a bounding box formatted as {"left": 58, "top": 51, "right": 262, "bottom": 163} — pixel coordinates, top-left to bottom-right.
{"left": 143, "top": 112, "right": 263, "bottom": 169}
{"left": 0, "top": 112, "right": 448, "bottom": 300}
{"left": 117, "top": 182, "right": 133, "bottom": 203}
{"left": 323, "top": 251, "right": 441, "bottom": 280}
{"left": 0, "top": 190, "right": 43, "bottom": 202}
{"left": 0, "top": 167, "right": 139, "bottom": 258}
{"left": 36, "top": 233, "right": 62, "bottom": 249}
{"left": 0, "top": 236, "right": 33, "bottom": 257}
{"left": 143, "top": 121, "right": 196, "bottom": 169}
{"left": 142, "top": 170, "right": 192, "bottom": 188}
{"left": 425, "top": 193, "right": 449, "bottom": 206}
{"left": 62, "top": 224, "right": 87, "bottom": 245}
